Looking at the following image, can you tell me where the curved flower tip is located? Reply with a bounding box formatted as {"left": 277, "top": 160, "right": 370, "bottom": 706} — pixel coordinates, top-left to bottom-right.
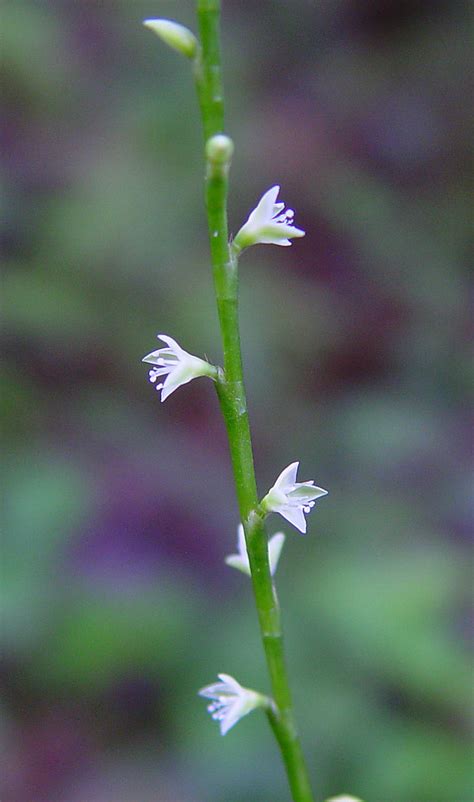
{"left": 225, "top": 524, "right": 285, "bottom": 577}
{"left": 142, "top": 334, "right": 217, "bottom": 402}
{"left": 233, "top": 185, "right": 305, "bottom": 252}
{"left": 261, "top": 461, "right": 328, "bottom": 534}
{"left": 198, "top": 673, "right": 268, "bottom": 736}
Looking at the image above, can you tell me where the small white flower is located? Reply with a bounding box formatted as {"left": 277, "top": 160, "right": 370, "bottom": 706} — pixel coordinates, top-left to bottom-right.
{"left": 142, "top": 334, "right": 217, "bottom": 402}
{"left": 233, "top": 185, "right": 305, "bottom": 252}
{"left": 199, "top": 673, "right": 268, "bottom": 736}
{"left": 261, "top": 461, "right": 328, "bottom": 534}
{"left": 225, "top": 524, "right": 285, "bottom": 577}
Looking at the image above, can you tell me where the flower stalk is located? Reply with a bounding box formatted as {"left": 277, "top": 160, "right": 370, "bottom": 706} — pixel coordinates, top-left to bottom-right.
{"left": 194, "top": 2, "right": 315, "bottom": 800}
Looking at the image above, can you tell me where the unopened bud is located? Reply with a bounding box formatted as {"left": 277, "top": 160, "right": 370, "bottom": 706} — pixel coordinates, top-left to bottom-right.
{"left": 206, "top": 134, "right": 234, "bottom": 165}
{"left": 143, "top": 18, "right": 198, "bottom": 59}
{"left": 325, "top": 796, "right": 364, "bottom": 802}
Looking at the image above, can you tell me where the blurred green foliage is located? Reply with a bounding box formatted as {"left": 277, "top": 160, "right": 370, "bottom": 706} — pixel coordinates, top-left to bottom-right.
{"left": 1, "top": 1, "right": 472, "bottom": 801}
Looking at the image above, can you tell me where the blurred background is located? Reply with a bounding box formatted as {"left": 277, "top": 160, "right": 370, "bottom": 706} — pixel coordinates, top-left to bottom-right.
{"left": 1, "top": 1, "right": 472, "bottom": 800}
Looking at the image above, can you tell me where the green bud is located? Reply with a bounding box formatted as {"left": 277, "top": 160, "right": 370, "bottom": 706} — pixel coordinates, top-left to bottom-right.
{"left": 143, "top": 18, "right": 198, "bottom": 59}
{"left": 205, "top": 134, "right": 234, "bottom": 165}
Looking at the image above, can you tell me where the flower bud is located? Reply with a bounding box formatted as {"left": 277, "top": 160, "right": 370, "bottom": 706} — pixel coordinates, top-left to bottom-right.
{"left": 325, "top": 796, "right": 364, "bottom": 802}
{"left": 205, "top": 134, "right": 234, "bottom": 165}
{"left": 143, "top": 18, "right": 198, "bottom": 59}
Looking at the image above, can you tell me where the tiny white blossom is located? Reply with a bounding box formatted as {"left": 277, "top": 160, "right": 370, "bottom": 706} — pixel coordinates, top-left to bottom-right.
{"left": 261, "top": 461, "right": 328, "bottom": 534}
{"left": 199, "top": 673, "right": 268, "bottom": 736}
{"left": 142, "top": 334, "right": 217, "bottom": 402}
{"left": 225, "top": 524, "right": 285, "bottom": 577}
{"left": 233, "top": 185, "right": 305, "bottom": 252}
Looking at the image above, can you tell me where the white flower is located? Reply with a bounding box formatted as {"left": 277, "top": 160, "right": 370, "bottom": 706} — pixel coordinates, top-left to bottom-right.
{"left": 233, "top": 185, "right": 305, "bottom": 252}
{"left": 142, "top": 334, "right": 217, "bottom": 402}
{"left": 198, "top": 673, "right": 268, "bottom": 736}
{"left": 225, "top": 524, "right": 285, "bottom": 577}
{"left": 261, "top": 461, "right": 328, "bottom": 534}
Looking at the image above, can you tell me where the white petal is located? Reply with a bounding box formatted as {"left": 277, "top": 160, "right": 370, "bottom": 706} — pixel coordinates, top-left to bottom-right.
{"left": 221, "top": 690, "right": 264, "bottom": 735}
{"left": 220, "top": 699, "right": 243, "bottom": 735}
{"left": 224, "top": 524, "right": 251, "bottom": 575}
{"left": 268, "top": 532, "right": 285, "bottom": 575}
{"left": 245, "top": 185, "right": 280, "bottom": 230}
{"left": 309, "top": 485, "right": 328, "bottom": 500}
{"left": 216, "top": 673, "right": 243, "bottom": 693}
{"left": 156, "top": 334, "right": 184, "bottom": 356}
{"left": 255, "top": 185, "right": 280, "bottom": 220}
{"left": 198, "top": 683, "right": 223, "bottom": 699}
{"left": 236, "top": 523, "right": 247, "bottom": 557}
{"left": 289, "top": 484, "right": 328, "bottom": 502}
{"left": 257, "top": 235, "right": 293, "bottom": 246}
{"left": 142, "top": 349, "right": 165, "bottom": 364}
{"left": 278, "top": 505, "right": 307, "bottom": 534}
{"left": 277, "top": 223, "right": 305, "bottom": 238}
{"left": 261, "top": 223, "right": 305, "bottom": 241}
{"left": 199, "top": 673, "right": 240, "bottom": 698}
{"left": 224, "top": 554, "right": 251, "bottom": 576}
{"left": 159, "top": 364, "right": 191, "bottom": 401}
{"left": 273, "top": 461, "right": 299, "bottom": 492}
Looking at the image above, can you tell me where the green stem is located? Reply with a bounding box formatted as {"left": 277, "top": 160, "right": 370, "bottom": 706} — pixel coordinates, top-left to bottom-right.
{"left": 194, "top": 3, "right": 315, "bottom": 800}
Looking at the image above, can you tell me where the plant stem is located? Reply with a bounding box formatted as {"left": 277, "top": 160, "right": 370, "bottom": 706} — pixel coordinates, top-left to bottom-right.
{"left": 194, "top": 3, "right": 315, "bottom": 800}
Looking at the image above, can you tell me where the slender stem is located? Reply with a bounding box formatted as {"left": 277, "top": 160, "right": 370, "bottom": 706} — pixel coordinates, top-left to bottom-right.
{"left": 194, "top": 3, "right": 315, "bottom": 800}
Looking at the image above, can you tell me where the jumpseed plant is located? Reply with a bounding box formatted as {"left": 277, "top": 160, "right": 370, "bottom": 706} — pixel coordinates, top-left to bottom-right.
{"left": 142, "top": 4, "right": 363, "bottom": 802}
